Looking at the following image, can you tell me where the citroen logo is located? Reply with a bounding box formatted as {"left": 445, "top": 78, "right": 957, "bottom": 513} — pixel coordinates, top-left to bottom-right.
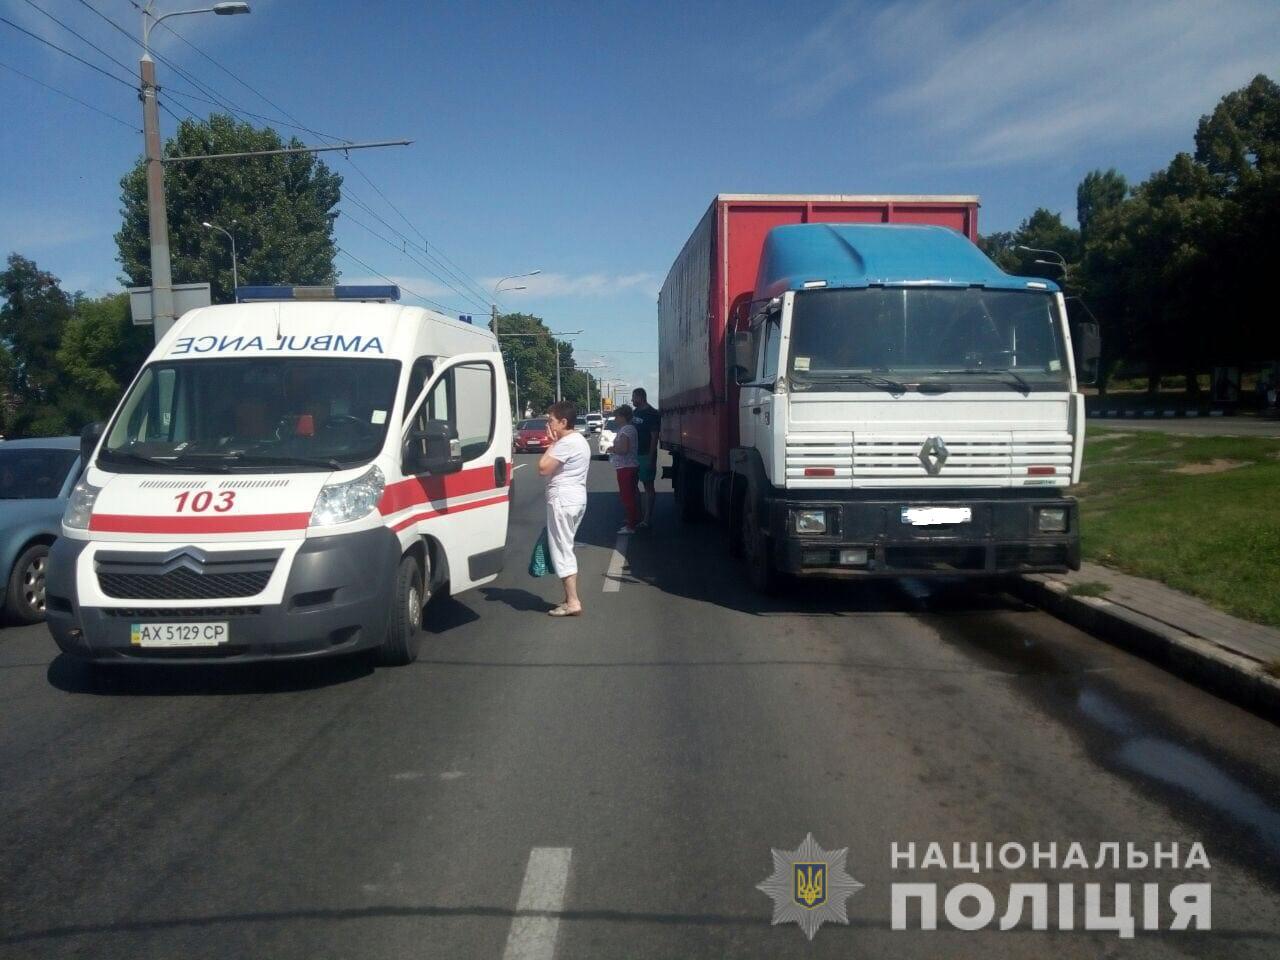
{"left": 918, "top": 436, "right": 949, "bottom": 476}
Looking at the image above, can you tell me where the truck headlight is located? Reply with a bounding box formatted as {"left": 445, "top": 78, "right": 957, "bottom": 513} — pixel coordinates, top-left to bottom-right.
{"left": 310, "top": 465, "right": 385, "bottom": 526}
{"left": 63, "top": 478, "right": 102, "bottom": 530}
{"left": 793, "top": 509, "right": 828, "bottom": 535}
{"left": 1037, "top": 506, "right": 1068, "bottom": 533}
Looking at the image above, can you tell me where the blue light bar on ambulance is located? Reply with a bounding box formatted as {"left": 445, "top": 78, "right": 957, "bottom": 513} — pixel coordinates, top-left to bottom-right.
{"left": 235, "top": 285, "right": 401, "bottom": 303}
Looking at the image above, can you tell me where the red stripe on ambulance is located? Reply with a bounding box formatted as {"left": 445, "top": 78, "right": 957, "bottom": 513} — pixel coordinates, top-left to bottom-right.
{"left": 378, "top": 464, "right": 501, "bottom": 515}
{"left": 90, "top": 512, "right": 313, "bottom": 534}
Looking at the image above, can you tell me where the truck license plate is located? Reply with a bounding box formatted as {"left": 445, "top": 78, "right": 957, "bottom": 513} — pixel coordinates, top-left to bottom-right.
{"left": 901, "top": 506, "right": 972, "bottom": 526}
{"left": 130, "top": 622, "right": 229, "bottom": 647}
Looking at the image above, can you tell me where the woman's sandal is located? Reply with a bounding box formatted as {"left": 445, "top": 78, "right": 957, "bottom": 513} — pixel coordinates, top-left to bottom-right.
{"left": 548, "top": 605, "right": 583, "bottom": 617}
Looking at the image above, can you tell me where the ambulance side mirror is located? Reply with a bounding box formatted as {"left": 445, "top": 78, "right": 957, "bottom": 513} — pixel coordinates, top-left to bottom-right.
{"left": 404, "top": 419, "right": 463, "bottom": 475}
{"left": 80, "top": 421, "right": 104, "bottom": 467}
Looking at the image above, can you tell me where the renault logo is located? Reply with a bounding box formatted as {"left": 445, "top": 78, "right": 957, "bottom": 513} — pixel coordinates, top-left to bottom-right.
{"left": 918, "top": 436, "right": 949, "bottom": 475}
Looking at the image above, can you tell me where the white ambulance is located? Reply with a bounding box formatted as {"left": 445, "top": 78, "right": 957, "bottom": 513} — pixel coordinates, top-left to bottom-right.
{"left": 47, "top": 285, "right": 513, "bottom": 666}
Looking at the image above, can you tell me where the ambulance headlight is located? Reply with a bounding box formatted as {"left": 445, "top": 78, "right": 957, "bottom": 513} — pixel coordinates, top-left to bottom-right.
{"left": 310, "top": 465, "right": 385, "bottom": 526}
{"left": 63, "top": 478, "right": 102, "bottom": 530}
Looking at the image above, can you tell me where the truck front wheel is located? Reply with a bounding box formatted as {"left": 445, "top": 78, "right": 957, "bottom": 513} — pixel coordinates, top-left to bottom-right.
{"left": 378, "top": 555, "right": 425, "bottom": 666}
{"left": 741, "top": 496, "right": 776, "bottom": 593}
{"left": 675, "top": 457, "right": 703, "bottom": 523}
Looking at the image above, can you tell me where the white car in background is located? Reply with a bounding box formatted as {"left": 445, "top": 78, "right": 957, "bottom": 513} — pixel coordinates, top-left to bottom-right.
{"left": 584, "top": 412, "right": 603, "bottom": 434}
{"left": 596, "top": 417, "right": 619, "bottom": 459}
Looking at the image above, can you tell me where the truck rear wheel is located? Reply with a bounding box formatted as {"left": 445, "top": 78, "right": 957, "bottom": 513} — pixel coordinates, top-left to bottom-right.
{"left": 741, "top": 496, "right": 776, "bottom": 593}
{"left": 378, "top": 555, "right": 425, "bottom": 666}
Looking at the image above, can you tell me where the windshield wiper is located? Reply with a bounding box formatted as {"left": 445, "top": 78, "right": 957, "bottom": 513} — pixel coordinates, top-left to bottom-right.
{"left": 935, "top": 368, "right": 1031, "bottom": 396}
{"left": 223, "top": 453, "right": 346, "bottom": 470}
{"left": 101, "top": 449, "right": 212, "bottom": 471}
{"left": 804, "top": 372, "right": 907, "bottom": 396}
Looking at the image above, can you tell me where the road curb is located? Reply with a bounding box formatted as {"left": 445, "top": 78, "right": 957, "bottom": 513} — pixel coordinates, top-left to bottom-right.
{"left": 1012, "top": 576, "right": 1280, "bottom": 722}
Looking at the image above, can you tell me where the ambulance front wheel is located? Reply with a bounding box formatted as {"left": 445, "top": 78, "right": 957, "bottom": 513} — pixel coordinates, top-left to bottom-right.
{"left": 378, "top": 554, "right": 426, "bottom": 666}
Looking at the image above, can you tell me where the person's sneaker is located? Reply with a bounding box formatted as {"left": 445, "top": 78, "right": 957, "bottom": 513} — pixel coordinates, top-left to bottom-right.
{"left": 636, "top": 521, "right": 651, "bottom": 530}
{"left": 618, "top": 525, "right": 636, "bottom": 535}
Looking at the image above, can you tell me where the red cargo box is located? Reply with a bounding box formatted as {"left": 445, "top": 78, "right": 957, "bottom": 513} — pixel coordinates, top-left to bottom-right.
{"left": 658, "top": 194, "right": 980, "bottom": 472}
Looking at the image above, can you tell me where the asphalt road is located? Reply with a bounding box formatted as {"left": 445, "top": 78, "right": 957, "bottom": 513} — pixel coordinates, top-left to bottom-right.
{"left": 2, "top": 449, "right": 1279, "bottom": 958}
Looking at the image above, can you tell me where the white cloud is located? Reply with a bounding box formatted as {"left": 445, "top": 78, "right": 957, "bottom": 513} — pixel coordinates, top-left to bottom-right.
{"left": 776, "top": 0, "right": 1280, "bottom": 164}
{"left": 484, "top": 272, "right": 660, "bottom": 300}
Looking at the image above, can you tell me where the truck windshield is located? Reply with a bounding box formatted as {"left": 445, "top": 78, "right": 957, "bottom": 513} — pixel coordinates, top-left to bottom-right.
{"left": 787, "top": 287, "right": 1069, "bottom": 387}
{"left": 100, "top": 357, "right": 401, "bottom": 472}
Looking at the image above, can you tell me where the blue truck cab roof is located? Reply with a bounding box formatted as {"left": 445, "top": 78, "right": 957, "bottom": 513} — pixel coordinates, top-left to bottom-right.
{"left": 754, "top": 223, "right": 1059, "bottom": 300}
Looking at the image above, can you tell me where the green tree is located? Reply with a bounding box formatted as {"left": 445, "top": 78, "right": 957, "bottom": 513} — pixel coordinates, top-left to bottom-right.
{"left": 116, "top": 113, "right": 341, "bottom": 303}
{"left": 57, "top": 292, "right": 152, "bottom": 425}
{"left": 1194, "top": 74, "right": 1280, "bottom": 186}
{"left": 0, "top": 254, "right": 73, "bottom": 435}
{"left": 495, "top": 312, "right": 598, "bottom": 418}
{"left": 1076, "top": 168, "right": 1128, "bottom": 243}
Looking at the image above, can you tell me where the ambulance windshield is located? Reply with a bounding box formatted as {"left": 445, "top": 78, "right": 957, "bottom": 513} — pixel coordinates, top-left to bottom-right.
{"left": 100, "top": 357, "right": 401, "bottom": 471}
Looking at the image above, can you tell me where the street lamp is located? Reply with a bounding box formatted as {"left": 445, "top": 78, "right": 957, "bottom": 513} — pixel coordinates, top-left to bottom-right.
{"left": 492, "top": 271, "right": 541, "bottom": 339}
{"left": 139, "top": 1, "right": 250, "bottom": 342}
{"left": 1014, "top": 245, "right": 1068, "bottom": 280}
{"left": 202, "top": 220, "right": 238, "bottom": 300}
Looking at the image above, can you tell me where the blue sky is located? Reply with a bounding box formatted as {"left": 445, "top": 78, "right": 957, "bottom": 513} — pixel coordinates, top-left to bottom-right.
{"left": 2, "top": 0, "right": 1278, "bottom": 398}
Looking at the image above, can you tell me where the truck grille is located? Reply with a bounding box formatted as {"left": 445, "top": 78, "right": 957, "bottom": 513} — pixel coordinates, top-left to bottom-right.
{"left": 850, "top": 432, "right": 1071, "bottom": 487}
{"left": 784, "top": 433, "right": 853, "bottom": 483}
{"left": 95, "top": 548, "right": 280, "bottom": 601}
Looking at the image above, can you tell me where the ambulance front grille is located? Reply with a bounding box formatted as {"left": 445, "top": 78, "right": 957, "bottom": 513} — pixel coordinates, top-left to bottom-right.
{"left": 95, "top": 549, "right": 279, "bottom": 601}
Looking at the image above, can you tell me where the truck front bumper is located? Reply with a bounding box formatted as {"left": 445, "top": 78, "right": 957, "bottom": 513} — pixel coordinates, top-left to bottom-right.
{"left": 45, "top": 528, "right": 400, "bottom": 664}
{"left": 766, "top": 494, "right": 1080, "bottom": 578}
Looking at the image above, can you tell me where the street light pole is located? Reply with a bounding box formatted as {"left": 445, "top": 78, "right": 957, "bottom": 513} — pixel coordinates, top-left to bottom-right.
{"left": 139, "top": 1, "right": 250, "bottom": 342}
{"left": 492, "top": 271, "right": 541, "bottom": 341}
{"left": 202, "top": 220, "right": 238, "bottom": 300}
{"left": 1014, "top": 245, "right": 1069, "bottom": 282}
{"left": 553, "top": 332, "right": 583, "bottom": 403}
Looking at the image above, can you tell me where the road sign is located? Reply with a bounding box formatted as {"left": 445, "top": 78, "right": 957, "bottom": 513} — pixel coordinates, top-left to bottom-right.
{"left": 128, "top": 283, "right": 212, "bottom": 326}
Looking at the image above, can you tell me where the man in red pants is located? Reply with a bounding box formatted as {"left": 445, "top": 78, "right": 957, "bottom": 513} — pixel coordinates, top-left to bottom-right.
{"left": 609, "top": 404, "right": 640, "bottom": 533}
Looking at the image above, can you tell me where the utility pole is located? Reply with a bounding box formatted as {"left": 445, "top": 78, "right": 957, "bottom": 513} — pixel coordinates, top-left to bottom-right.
{"left": 139, "top": 1, "right": 250, "bottom": 342}
{"left": 140, "top": 54, "right": 174, "bottom": 341}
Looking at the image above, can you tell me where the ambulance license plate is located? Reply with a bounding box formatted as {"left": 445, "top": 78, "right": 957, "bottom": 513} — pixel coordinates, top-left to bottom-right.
{"left": 901, "top": 506, "right": 972, "bottom": 526}
{"left": 130, "top": 622, "right": 229, "bottom": 647}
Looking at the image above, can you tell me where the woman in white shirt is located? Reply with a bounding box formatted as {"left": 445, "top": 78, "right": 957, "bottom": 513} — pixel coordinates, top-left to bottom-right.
{"left": 538, "top": 401, "right": 591, "bottom": 616}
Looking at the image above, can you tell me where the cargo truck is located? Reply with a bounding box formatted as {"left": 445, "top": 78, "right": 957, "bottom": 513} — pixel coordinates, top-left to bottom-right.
{"left": 658, "top": 194, "right": 1099, "bottom": 590}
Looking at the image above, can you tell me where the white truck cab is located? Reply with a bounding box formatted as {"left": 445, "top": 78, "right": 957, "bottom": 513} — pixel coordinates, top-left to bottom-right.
{"left": 47, "top": 285, "right": 512, "bottom": 666}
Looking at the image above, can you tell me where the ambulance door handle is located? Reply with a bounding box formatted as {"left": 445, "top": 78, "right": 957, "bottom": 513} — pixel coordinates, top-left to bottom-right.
{"left": 494, "top": 456, "right": 508, "bottom": 487}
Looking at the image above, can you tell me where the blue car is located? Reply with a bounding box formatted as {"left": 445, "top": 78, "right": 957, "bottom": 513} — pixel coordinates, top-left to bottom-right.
{"left": 0, "top": 437, "right": 82, "bottom": 623}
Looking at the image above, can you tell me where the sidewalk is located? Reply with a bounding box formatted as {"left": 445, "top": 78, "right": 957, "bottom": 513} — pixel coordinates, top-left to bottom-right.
{"left": 1014, "top": 561, "right": 1280, "bottom": 721}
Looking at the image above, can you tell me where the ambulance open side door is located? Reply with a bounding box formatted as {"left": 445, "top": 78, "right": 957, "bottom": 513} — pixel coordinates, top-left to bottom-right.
{"left": 397, "top": 352, "right": 511, "bottom": 592}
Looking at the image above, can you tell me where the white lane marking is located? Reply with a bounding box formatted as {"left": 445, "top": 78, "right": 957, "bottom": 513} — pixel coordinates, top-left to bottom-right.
{"left": 513, "top": 463, "right": 527, "bottom": 472}
{"left": 502, "top": 847, "right": 572, "bottom": 960}
{"left": 603, "top": 532, "right": 630, "bottom": 593}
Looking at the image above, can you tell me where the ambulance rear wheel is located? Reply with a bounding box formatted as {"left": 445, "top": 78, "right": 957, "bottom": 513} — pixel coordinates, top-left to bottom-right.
{"left": 378, "top": 555, "right": 424, "bottom": 666}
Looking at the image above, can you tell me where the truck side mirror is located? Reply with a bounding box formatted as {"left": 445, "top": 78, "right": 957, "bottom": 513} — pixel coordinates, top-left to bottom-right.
{"left": 80, "top": 421, "right": 104, "bottom": 467}
{"left": 1072, "top": 321, "right": 1101, "bottom": 386}
{"left": 404, "top": 419, "right": 463, "bottom": 475}
{"left": 731, "top": 330, "right": 754, "bottom": 384}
